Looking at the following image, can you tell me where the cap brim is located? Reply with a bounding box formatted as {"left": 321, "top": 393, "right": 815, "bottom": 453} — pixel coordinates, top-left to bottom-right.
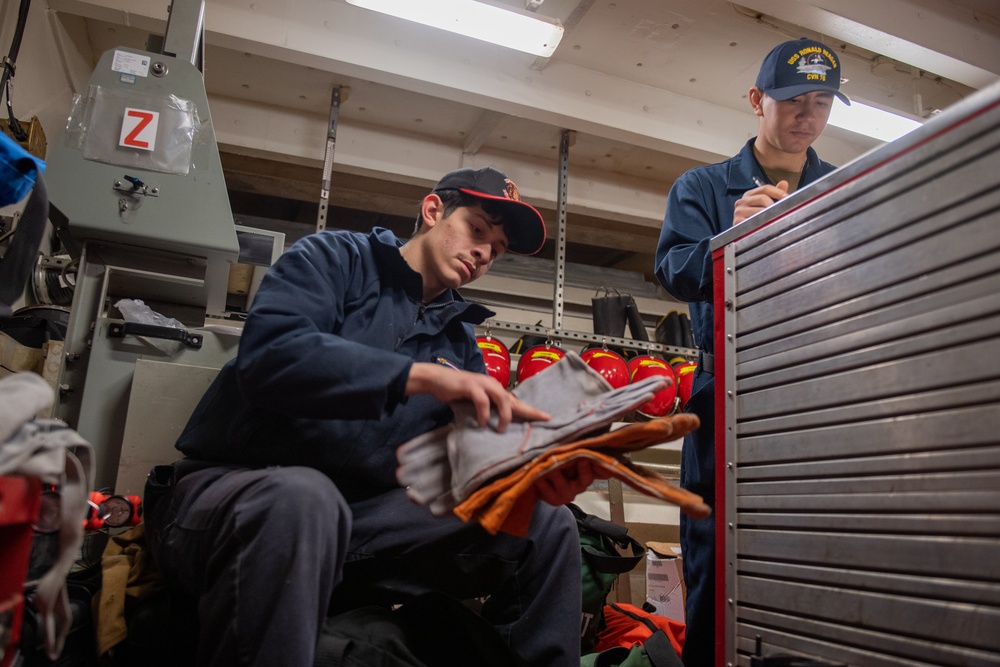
{"left": 767, "top": 84, "right": 851, "bottom": 106}
{"left": 458, "top": 188, "right": 547, "bottom": 255}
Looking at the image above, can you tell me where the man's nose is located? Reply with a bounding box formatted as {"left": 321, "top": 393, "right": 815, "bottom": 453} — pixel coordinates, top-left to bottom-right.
{"left": 471, "top": 243, "right": 489, "bottom": 261}
{"left": 799, "top": 103, "right": 820, "bottom": 120}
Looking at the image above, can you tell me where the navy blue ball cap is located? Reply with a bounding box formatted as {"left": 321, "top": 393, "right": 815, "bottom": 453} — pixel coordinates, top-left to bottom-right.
{"left": 433, "top": 166, "right": 547, "bottom": 255}
{"left": 755, "top": 38, "right": 850, "bottom": 106}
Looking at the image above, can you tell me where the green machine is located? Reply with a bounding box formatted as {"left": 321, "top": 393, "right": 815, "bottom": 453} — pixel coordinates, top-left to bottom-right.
{"left": 45, "top": 1, "right": 245, "bottom": 490}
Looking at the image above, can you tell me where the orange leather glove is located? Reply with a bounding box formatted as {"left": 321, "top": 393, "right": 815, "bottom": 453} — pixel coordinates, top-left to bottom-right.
{"left": 453, "top": 415, "right": 710, "bottom": 536}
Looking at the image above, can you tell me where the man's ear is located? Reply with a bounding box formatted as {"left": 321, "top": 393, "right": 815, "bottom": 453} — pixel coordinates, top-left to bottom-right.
{"left": 748, "top": 87, "right": 765, "bottom": 117}
{"left": 419, "top": 194, "right": 444, "bottom": 231}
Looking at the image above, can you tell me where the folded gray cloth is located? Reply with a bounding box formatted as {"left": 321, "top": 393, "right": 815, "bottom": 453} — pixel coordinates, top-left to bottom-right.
{"left": 395, "top": 422, "right": 454, "bottom": 511}
{"left": 448, "top": 354, "right": 666, "bottom": 502}
{"left": 396, "top": 351, "right": 668, "bottom": 514}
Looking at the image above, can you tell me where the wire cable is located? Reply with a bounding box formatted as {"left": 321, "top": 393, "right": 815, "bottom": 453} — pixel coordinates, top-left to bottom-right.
{"left": 1, "top": 0, "right": 34, "bottom": 142}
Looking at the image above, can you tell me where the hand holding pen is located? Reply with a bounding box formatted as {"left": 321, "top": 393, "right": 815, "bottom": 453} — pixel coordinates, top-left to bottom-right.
{"left": 733, "top": 177, "right": 790, "bottom": 226}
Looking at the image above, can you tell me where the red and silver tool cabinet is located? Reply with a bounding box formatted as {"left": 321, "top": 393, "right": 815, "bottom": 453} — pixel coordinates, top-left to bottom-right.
{"left": 711, "top": 80, "right": 1000, "bottom": 666}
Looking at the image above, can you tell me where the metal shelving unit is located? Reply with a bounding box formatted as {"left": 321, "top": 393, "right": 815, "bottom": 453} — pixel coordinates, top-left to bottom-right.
{"left": 481, "top": 128, "right": 698, "bottom": 360}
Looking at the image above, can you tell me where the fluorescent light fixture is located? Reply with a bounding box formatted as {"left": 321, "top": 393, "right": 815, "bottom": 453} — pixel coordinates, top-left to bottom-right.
{"left": 346, "top": 0, "right": 564, "bottom": 58}
{"left": 828, "top": 98, "right": 923, "bottom": 143}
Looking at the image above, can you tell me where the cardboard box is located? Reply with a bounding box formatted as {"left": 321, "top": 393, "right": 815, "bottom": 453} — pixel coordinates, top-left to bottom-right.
{"left": 645, "top": 541, "right": 685, "bottom": 623}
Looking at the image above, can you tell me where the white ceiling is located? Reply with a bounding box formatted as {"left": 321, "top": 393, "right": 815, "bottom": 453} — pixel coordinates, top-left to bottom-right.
{"left": 43, "top": 0, "right": 1000, "bottom": 279}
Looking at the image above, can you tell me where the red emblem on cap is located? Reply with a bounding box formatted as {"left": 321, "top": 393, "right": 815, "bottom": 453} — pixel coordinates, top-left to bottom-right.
{"left": 503, "top": 178, "right": 521, "bottom": 202}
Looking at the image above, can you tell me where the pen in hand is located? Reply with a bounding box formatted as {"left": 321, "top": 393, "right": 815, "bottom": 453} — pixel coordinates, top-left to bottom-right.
{"left": 753, "top": 176, "right": 766, "bottom": 187}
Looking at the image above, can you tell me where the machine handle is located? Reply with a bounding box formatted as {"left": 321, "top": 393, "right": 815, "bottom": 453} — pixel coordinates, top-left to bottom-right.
{"left": 106, "top": 321, "right": 203, "bottom": 349}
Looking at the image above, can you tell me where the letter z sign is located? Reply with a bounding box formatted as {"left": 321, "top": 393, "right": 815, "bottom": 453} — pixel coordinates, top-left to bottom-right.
{"left": 120, "top": 108, "right": 159, "bottom": 151}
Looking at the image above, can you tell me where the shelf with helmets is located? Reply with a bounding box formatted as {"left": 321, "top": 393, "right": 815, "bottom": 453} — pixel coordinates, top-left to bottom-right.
{"left": 477, "top": 318, "right": 690, "bottom": 357}
{"left": 464, "top": 263, "right": 699, "bottom": 368}
{"left": 475, "top": 324, "right": 698, "bottom": 414}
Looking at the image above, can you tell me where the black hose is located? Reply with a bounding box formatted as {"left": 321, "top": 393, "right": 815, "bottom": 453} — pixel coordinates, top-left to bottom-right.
{"left": 1, "top": 0, "right": 34, "bottom": 142}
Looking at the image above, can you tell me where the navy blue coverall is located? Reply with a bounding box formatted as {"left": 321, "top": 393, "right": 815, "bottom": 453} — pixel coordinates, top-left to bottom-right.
{"left": 144, "top": 227, "right": 582, "bottom": 667}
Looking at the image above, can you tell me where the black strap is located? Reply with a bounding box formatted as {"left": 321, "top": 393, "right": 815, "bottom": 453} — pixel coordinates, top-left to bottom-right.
{"left": 608, "top": 602, "right": 659, "bottom": 634}
{"left": 581, "top": 539, "right": 644, "bottom": 574}
{"left": 0, "top": 163, "right": 47, "bottom": 315}
{"left": 570, "top": 503, "right": 645, "bottom": 573}
{"left": 699, "top": 351, "right": 714, "bottom": 375}
{"left": 606, "top": 604, "right": 684, "bottom": 667}
{"left": 644, "top": 629, "right": 684, "bottom": 667}
{"left": 586, "top": 630, "right": 682, "bottom": 667}
{"left": 606, "top": 603, "right": 683, "bottom": 667}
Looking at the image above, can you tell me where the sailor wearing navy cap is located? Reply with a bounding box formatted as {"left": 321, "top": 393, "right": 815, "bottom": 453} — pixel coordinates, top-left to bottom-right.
{"left": 654, "top": 37, "right": 848, "bottom": 667}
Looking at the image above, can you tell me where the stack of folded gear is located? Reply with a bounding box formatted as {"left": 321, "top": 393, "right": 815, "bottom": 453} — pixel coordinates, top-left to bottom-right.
{"left": 397, "top": 351, "right": 710, "bottom": 536}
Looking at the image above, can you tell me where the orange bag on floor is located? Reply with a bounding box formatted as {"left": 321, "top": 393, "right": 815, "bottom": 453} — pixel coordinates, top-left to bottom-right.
{"left": 595, "top": 602, "right": 685, "bottom": 657}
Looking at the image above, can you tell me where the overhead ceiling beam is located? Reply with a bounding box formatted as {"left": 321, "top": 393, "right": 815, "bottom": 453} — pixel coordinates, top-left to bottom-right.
{"left": 209, "top": 94, "right": 677, "bottom": 230}
{"left": 735, "top": 0, "right": 1000, "bottom": 89}
{"left": 463, "top": 110, "right": 506, "bottom": 156}
{"left": 48, "top": 0, "right": 962, "bottom": 197}
{"left": 220, "top": 148, "right": 661, "bottom": 253}
{"left": 47, "top": 0, "right": 848, "bottom": 165}
{"left": 48, "top": 0, "right": 890, "bottom": 166}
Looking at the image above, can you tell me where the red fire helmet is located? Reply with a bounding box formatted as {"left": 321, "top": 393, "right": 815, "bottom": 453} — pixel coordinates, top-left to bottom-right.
{"left": 516, "top": 344, "right": 566, "bottom": 385}
{"left": 476, "top": 336, "right": 511, "bottom": 388}
{"left": 580, "top": 347, "right": 630, "bottom": 389}
{"left": 628, "top": 355, "right": 678, "bottom": 418}
{"left": 672, "top": 360, "right": 697, "bottom": 407}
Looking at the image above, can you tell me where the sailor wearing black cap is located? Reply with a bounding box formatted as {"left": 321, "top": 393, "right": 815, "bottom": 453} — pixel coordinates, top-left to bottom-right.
{"left": 145, "top": 165, "right": 596, "bottom": 667}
